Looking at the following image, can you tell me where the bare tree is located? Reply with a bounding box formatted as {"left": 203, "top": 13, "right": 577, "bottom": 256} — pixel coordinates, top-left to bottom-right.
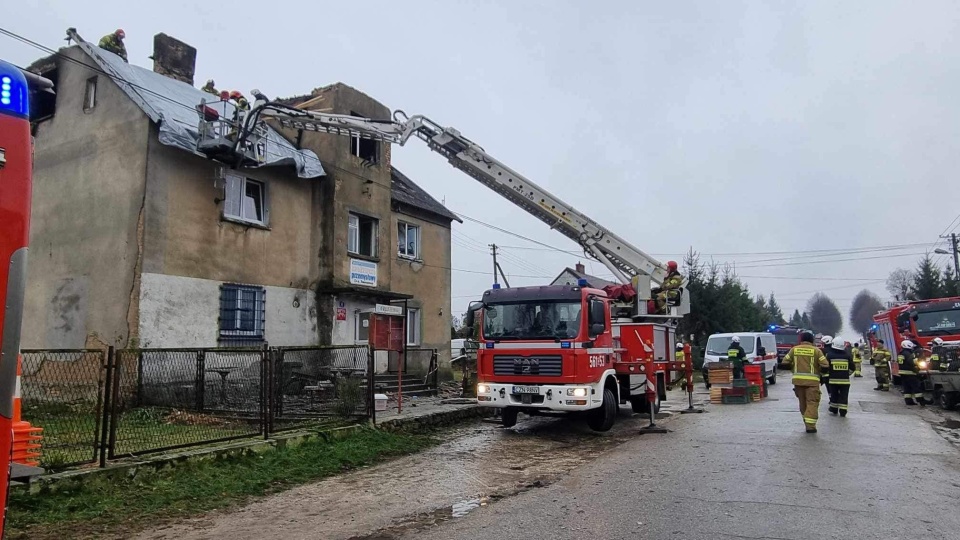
{"left": 849, "top": 289, "right": 885, "bottom": 336}
{"left": 886, "top": 268, "right": 913, "bottom": 301}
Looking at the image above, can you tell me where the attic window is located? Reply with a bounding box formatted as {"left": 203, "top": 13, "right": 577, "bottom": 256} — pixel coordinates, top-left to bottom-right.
{"left": 83, "top": 76, "right": 97, "bottom": 112}
{"left": 350, "top": 110, "right": 379, "bottom": 163}
{"left": 30, "top": 67, "right": 58, "bottom": 123}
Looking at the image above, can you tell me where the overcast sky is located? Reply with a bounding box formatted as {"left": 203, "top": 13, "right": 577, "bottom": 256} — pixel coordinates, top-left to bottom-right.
{"left": 8, "top": 1, "right": 960, "bottom": 337}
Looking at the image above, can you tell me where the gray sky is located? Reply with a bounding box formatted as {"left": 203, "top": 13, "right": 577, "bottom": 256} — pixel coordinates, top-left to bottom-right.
{"left": 8, "top": 1, "right": 960, "bottom": 336}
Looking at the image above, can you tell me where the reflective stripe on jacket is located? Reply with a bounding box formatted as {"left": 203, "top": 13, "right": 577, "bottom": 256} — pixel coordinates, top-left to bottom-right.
{"left": 782, "top": 344, "right": 828, "bottom": 387}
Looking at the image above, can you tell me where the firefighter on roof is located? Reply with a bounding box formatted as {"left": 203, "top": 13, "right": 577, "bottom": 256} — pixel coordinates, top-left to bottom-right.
{"left": 781, "top": 331, "right": 830, "bottom": 433}
{"left": 872, "top": 339, "right": 891, "bottom": 391}
{"left": 826, "top": 337, "right": 855, "bottom": 417}
{"left": 202, "top": 79, "right": 218, "bottom": 95}
{"left": 897, "top": 340, "right": 926, "bottom": 406}
{"left": 98, "top": 29, "right": 127, "bottom": 62}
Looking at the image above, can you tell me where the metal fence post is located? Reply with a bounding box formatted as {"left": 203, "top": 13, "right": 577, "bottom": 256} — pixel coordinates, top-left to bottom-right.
{"left": 98, "top": 347, "right": 115, "bottom": 468}
{"left": 261, "top": 345, "right": 270, "bottom": 439}
{"left": 368, "top": 346, "right": 376, "bottom": 425}
{"left": 136, "top": 351, "right": 144, "bottom": 407}
{"left": 195, "top": 350, "right": 205, "bottom": 411}
{"left": 107, "top": 349, "right": 123, "bottom": 460}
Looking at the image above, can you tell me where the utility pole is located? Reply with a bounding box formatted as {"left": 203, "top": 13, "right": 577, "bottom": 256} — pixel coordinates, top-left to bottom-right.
{"left": 489, "top": 244, "right": 510, "bottom": 288}
{"left": 937, "top": 233, "right": 960, "bottom": 279}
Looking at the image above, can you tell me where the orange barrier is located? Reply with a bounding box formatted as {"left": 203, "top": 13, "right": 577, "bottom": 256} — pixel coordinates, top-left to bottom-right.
{"left": 11, "top": 355, "right": 42, "bottom": 466}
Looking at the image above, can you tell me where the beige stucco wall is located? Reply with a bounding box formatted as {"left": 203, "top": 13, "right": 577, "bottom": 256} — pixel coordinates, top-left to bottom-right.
{"left": 22, "top": 47, "right": 150, "bottom": 348}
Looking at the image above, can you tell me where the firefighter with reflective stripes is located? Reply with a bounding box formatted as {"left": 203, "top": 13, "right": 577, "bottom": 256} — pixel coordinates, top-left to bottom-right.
{"left": 851, "top": 342, "right": 863, "bottom": 377}
{"left": 872, "top": 340, "right": 891, "bottom": 391}
{"left": 826, "top": 338, "right": 855, "bottom": 417}
{"left": 727, "top": 335, "right": 748, "bottom": 379}
{"left": 781, "top": 331, "right": 830, "bottom": 433}
{"left": 898, "top": 340, "right": 926, "bottom": 406}
{"left": 931, "top": 337, "right": 947, "bottom": 370}
{"left": 670, "top": 342, "right": 687, "bottom": 388}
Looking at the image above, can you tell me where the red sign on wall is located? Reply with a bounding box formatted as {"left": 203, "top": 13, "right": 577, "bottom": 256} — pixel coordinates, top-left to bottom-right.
{"left": 336, "top": 307, "right": 347, "bottom": 321}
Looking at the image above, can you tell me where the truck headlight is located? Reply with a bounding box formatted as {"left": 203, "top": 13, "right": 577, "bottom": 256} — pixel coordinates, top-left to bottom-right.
{"left": 477, "top": 384, "right": 490, "bottom": 394}
{"left": 566, "top": 388, "right": 588, "bottom": 397}
{"left": 918, "top": 361, "right": 928, "bottom": 370}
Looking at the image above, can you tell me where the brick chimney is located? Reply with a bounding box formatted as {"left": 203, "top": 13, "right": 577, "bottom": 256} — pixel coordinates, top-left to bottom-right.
{"left": 151, "top": 33, "right": 196, "bottom": 85}
{"left": 575, "top": 262, "right": 585, "bottom": 274}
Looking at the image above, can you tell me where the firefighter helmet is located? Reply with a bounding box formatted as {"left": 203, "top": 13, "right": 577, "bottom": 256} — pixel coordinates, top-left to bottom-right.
{"left": 800, "top": 331, "right": 815, "bottom": 343}
{"left": 676, "top": 342, "right": 684, "bottom": 350}
{"left": 731, "top": 336, "right": 740, "bottom": 344}
{"left": 831, "top": 339, "right": 846, "bottom": 351}
{"left": 901, "top": 340, "right": 916, "bottom": 350}
{"left": 667, "top": 261, "right": 678, "bottom": 272}
{"left": 933, "top": 337, "right": 944, "bottom": 346}
{"left": 821, "top": 335, "right": 833, "bottom": 346}
{"left": 116, "top": 29, "right": 125, "bottom": 39}
{"left": 229, "top": 90, "right": 243, "bottom": 100}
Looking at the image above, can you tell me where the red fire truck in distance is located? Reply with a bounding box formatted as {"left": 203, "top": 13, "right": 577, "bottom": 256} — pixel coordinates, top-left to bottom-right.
{"left": 767, "top": 325, "right": 805, "bottom": 367}
{"left": 871, "top": 297, "right": 960, "bottom": 379}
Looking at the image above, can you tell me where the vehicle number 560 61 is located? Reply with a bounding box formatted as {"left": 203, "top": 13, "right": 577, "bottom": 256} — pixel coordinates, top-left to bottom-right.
{"left": 589, "top": 355, "right": 607, "bottom": 368}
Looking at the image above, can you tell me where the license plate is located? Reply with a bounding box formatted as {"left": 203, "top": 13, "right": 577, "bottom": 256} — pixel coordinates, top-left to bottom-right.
{"left": 512, "top": 386, "right": 540, "bottom": 394}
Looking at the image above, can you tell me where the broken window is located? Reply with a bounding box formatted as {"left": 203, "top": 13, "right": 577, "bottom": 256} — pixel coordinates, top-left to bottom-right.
{"left": 397, "top": 221, "right": 421, "bottom": 259}
{"left": 350, "top": 110, "right": 379, "bottom": 163}
{"left": 83, "top": 76, "right": 97, "bottom": 112}
{"left": 30, "top": 67, "right": 58, "bottom": 123}
{"left": 219, "top": 284, "right": 265, "bottom": 341}
{"left": 348, "top": 212, "right": 378, "bottom": 257}
{"left": 223, "top": 174, "right": 267, "bottom": 226}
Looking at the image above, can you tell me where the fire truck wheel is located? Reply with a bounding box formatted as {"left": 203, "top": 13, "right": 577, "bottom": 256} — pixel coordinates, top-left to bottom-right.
{"left": 501, "top": 407, "right": 519, "bottom": 428}
{"left": 588, "top": 388, "right": 617, "bottom": 432}
{"left": 937, "top": 389, "right": 958, "bottom": 410}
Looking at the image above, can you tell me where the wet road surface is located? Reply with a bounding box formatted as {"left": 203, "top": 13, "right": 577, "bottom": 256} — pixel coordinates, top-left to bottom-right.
{"left": 408, "top": 368, "right": 960, "bottom": 540}
{"left": 136, "top": 367, "right": 960, "bottom": 540}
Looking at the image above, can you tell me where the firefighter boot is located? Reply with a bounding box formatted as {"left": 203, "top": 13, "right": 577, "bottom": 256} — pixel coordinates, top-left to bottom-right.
{"left": 904, "top": 398, "right": 916, "bottom": 406}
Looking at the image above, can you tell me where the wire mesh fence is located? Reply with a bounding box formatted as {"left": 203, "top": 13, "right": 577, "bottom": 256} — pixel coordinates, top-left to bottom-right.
{"left": 269, "top": 346, "right": 373, "bottom": 433}
{"left": 17, "top": 345, "right": 375, "bottom": 470}
{"left": 20, "top": 349, "right": 107, "bottom": 469}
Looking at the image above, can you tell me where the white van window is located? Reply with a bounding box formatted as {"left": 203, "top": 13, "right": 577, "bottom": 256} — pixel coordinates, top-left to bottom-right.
{"left": 706, "top": 336, "right": 756, "bottom": 355}
{"left": 761, "top": 336, "right": 777, "bottom": 356}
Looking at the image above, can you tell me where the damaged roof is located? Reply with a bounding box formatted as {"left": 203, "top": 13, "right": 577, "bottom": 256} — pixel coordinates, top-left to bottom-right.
{"left": 74, "top": 41, "right": 324, "bottom": 178}
{"left": 391, "top": 168, "right": 461, "bottom": 223}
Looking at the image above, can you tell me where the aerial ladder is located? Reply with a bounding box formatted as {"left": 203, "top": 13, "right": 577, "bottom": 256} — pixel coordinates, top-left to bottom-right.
{"left": 206, "top": 95, "right": 690, "bottom": 322}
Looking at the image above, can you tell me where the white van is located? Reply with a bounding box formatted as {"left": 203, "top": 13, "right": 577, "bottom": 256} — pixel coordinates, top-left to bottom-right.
{"left": 451, "top": 338, "right": 468, "bottom": 360}
{"left": 702, "top": 332, "right": 778, "bottom": 385}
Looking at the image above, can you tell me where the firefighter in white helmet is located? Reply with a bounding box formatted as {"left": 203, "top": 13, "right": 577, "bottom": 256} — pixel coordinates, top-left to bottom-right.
{"left": 670, "top": 342, "right": 686, "bottom": 388}
{"left": 931, "top": 337, "right": 948, "bottom": 371}
{"left": 820, "top": 335, "right": 833, "bottom": 350}
{"left": 898, "top": 340, "right": 926, "bottom": 406}
{"left": 727, "top": 336, "right": 747, "bottom": 379}
{"left": 826, "top": 337, "right": 855, "bottom": 417}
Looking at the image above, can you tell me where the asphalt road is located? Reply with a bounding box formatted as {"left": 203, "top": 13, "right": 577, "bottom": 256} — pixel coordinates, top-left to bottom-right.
{"left": 407, "top": 368, "right": 960, "bottom": 540}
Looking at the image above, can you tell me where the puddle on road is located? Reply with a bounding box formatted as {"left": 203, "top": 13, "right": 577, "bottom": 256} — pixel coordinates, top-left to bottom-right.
{"left": 451, "top": 498, "right": 483, "bottom": 518}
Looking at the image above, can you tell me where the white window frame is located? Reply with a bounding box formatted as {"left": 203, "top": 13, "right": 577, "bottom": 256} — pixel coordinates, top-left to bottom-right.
{"left": 406, "top": 308, "right": 421, "bottom": 346}
{"left": 347, "top": 212, "right": 378, "bottom": 257}
{"left": 224, "top": 174, "right": 268, "bottom": 226}
{"left": 397, "top": 221, "right": 421, "bottom": 260}
{"left": 83, "top": 76, "right": 97, "bottom": 111}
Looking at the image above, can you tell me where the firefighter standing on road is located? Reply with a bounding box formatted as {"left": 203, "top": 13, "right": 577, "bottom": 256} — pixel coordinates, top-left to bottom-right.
{"left": 852, "top": 342, "right": 863, "bottom": 377}
{"left": 670, "top": 342, "right": 687, "bottom": 388}
{"left": 872, "top": 339, "right": 892, "bottom": 391}
{"left": 826, "top": 338, "right": 855, "bottom": 417}
{"left": 898, "top": 340, "right": 926, "bottom": 406}
{"left": 98, "top": 29, "right": 127, "bottom": 62}
{"left": 781, "top": 331, "right": 830, "bottom": 433}
{"left": 727, "top": 336, "right": 748, "bottom": 380}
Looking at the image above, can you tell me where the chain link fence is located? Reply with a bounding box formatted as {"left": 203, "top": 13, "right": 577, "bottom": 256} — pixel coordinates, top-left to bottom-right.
{"left": 17, "top": 345, "right": 376, "bottom": 471}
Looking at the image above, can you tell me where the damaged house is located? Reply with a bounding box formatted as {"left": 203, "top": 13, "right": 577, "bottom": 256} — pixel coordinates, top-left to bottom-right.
{"left": 22, "top": 31, "right": 459, "bottom": 377}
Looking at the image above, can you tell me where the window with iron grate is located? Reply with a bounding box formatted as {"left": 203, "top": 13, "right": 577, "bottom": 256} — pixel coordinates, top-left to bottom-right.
{"left": 219, "top": 284, "right": 265, "bottom": 341}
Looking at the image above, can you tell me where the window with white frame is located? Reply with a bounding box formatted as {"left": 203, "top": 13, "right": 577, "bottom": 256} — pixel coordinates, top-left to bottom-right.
{"left": 83, "top": 76, "right": 97, "bottom": 111}
{"left": 219, "top": 284, "right": 265, "bottom": 340}
{"left": 397, "top": 221, "right": 420, "bottom": 259}
{"left": 348, "top": 213, "right": 378, "bottom": 257}
{"left": 223, "top": 174, "right": 267, "bottom": 226}
{"left": 406, "top": 308, "right": 421, "bottom": 345}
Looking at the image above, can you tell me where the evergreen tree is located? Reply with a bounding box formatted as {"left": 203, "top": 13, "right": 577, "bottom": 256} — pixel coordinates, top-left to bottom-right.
{"left": 909, "top": 255, "right": 943, "bottom": 300}
{"left": 801, "top": 312, "right": 812, "bottom": 329}
{"left": 807, "top": 293, "right": 842, "bottom": 336}
{"left": 767, "top": 294, "right": 785, "bottom": 325}
{"left": 943, "top": 264, "right": 960, "bottom": 297}
{"left": 789, "top": 309, "right": 803, "bottom": 327}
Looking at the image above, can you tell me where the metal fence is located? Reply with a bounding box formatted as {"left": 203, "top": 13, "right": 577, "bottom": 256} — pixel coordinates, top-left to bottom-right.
{"left": 17, "top": 344, "right": 392, "bottom": 471}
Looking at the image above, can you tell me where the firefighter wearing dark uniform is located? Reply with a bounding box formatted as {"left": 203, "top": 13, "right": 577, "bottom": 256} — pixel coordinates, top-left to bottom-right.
{"left": 781, "top": 332, "right": 830, "bottom": 433}
{"left": 898, "top": 340, "right": 925, "bottom": 406}
{"left": 932, "top": 337, "right": 947, "bottom": 371}
{"left": 872, "top": 340, "right": 891, "bottom": 391}
{"left": 826, "top": 339, "right": 854, "bottom": 417}
{"left": 727, "top": 335, "right": 748, "bottom": 380}
{"left": 98, "top": 29, "right": 128, "bottom": 62}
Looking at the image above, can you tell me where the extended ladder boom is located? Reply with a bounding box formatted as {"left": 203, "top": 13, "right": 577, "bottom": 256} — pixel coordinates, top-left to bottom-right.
{"left": 247, "top": 101, "right": 669, "bottom": 286}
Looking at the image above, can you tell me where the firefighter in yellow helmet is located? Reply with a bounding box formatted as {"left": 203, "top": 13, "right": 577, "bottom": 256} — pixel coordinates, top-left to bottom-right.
{"left": 781, "top": 331, "right": 830, "bottom": 433}
{"left": 655, "top": 261, "right": 683, "bottom": 313}
{"left": 871, "top": 339, "right": 891, "bottom": 390}
{"left": 98, "top": 29, "right": 128, "bottom": 62}
{"left": 201, "top": 79, "right": 218, "bottom": 95}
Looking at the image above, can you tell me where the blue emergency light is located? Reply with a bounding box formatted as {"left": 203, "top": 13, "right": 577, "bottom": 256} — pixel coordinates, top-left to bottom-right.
{"left": 0, "top": 61, "right": 28, "bottom": 117}
{"left": 577, "top": 279, "right": 588, "bottom": 287}
{"left": 492, "top": 283, "right": 501, "bottom": 290}
{"left": 561, "top": 342, "right": 571, "bottom": 349}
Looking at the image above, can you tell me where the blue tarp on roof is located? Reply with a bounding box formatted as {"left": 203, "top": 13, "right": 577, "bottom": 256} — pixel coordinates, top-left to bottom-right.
{"left": 79, "top": 41, "right": 324, "bottom": 179}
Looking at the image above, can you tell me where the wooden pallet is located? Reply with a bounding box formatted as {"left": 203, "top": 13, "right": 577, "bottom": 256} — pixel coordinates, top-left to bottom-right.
{"left": 708, "top": 369, "right": 733, "bottom": 384}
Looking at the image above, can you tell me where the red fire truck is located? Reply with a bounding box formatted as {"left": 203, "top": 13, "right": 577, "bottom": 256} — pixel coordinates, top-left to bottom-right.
{"left": 872, "top": 297, "right": 960, "bottom": 381}
{"left": 767, "top": 325, "right": 805, "bottom": 367}
{"left": 0, "top": 59, "right": 36, "bottom": 538}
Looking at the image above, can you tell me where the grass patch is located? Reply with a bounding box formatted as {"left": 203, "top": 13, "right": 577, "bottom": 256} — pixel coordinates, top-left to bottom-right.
{"left": 6, "top": 428, "right": 437, "bottom": 540}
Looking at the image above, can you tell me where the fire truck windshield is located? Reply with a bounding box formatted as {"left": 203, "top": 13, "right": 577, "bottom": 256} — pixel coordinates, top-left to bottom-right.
{"left": 483, "top": 301, "right": 583, "bottom": 340}
{"left": 774, "top": 334, "right": 800, "bottom": 346}
{"left": 915, "top": 309, "right": 960, "bottom": 336}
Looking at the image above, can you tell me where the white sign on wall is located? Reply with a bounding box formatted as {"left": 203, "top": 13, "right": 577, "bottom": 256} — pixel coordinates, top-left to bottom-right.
{"left": 375, "top": 304, "right": 403, "bottom": 316}
{"left": 349, "top": 258, "right": 378, "bottom": 287}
